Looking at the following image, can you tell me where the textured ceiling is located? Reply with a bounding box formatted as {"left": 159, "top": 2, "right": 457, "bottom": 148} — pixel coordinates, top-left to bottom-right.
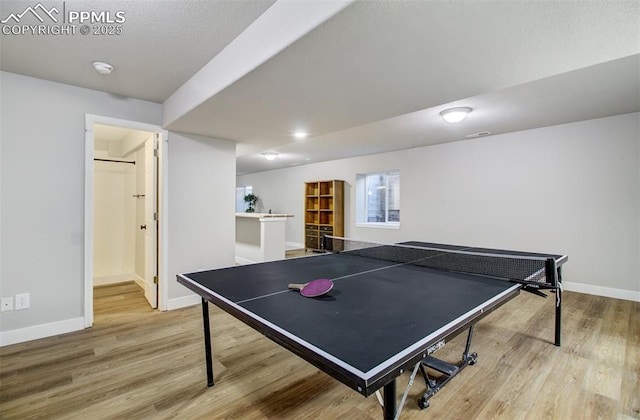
{"left": 234, "top": 54, "right": 639, "bottom": 174}
{"left": 0, "top": 0, "right": 276, "bottom": 102}
{"left": 1, "top": 0, "right": 638, "bottom": 174}
{"left": 164, "top": 0, "right": 640, "bottom": 173}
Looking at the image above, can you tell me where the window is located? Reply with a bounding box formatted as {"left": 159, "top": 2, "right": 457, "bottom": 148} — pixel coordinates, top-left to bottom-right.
{"left": 356, "top": 171, "right": 400, "bottom": 227}
{"left": 236, "top": 186, "right": 252, "bottom": 212}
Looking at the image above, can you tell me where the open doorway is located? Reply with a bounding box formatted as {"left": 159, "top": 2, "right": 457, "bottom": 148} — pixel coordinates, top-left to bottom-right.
{"left": 84, "top": 115, "right": 168, "bottom": 328}
{"left": 93, "top": 125, "right": 157, "bottom": 308}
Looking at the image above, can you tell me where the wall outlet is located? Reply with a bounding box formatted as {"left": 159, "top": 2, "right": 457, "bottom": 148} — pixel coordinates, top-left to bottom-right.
{"left": 15, "top": 293, "right": 30, "bottom": 310}
{"left": 1, "top": 297, "right": 14, "bottom": 312}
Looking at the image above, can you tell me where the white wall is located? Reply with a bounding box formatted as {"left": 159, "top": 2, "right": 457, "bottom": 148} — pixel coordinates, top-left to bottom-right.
{"left": 93, "top": 137, "right": 152, "bottom": 286}
{"left": 167, "top": 132, "right": 236, "bottom": 308}
{"left": 238, "top": 113, "right": 640, "bottom": 300}
{"left": 93, "top": 154, "right": 137, "bottom": 283}
{"left": 0, "top": 72, "right": 237, "bottom": 344}
{"left": 0, "top": 72, "right": 163, "bottom": 337}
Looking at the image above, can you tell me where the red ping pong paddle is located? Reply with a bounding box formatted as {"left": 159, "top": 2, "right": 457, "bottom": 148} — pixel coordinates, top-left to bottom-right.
{"left": 288, "top": 279, "right": 334, "bottom": 297}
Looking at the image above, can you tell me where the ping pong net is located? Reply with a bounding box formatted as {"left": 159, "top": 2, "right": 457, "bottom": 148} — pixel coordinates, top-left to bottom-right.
{"left": 322, "top": 236, "right": 559, "bottom": 288}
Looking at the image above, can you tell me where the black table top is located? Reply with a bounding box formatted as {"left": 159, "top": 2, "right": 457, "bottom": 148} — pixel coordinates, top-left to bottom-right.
{"left": 178, "top": 240, "right": 568, "bottom": 395}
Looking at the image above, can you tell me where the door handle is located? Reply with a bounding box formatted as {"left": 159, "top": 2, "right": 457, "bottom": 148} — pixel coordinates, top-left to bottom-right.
{"left": 140, "top": 224, "right": 147, "bottom": 230}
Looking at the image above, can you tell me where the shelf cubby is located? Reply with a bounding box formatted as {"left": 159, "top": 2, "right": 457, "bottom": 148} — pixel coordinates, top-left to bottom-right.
{"left": 304, "top": 180, "right": 344, "bottom": 251}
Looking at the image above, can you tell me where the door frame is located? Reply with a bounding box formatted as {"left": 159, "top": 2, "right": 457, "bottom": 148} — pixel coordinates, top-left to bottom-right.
{"left": 84, "top": 114, "right": 169, "bottom": 327}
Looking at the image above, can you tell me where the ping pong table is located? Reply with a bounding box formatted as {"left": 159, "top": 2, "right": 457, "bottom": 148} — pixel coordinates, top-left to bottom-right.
{"left": 178, "top": 237, "right": 567, "bottom": 419}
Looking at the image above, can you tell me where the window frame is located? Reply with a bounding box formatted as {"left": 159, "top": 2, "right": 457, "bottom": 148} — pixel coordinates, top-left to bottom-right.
{"left": 355, "top": 170, "right": 400, "bottom": 229}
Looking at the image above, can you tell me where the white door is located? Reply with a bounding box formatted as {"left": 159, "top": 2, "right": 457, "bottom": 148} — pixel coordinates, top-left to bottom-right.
{"left": 143, "top": 134, "right": 158, "bottom": 308}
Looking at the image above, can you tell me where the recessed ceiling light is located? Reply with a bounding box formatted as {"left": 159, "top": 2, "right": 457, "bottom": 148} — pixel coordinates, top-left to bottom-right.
{"left": 440, "top": 107, "right": 472, "bottom": 123}
{"left": 92, "top": 61, "right": 113, "bottom": 75}
{"left": 262, "top": 152, "right": 278, "bottom": 161}
{"left": 293, "top": 131, "right": 308, "bottom": 139}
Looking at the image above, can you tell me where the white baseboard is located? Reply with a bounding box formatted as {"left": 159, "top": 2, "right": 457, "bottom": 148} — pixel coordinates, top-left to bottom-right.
{"left": 1, "top": 294, "right": 200, "bottom": 346}
{"left": 133, "top": 275, "right": 145, "bottom": 289}
{"left": 167, "top": 294, "right": 201, "bottom": 310}
{"left": 94, "top": 273, "right": 142, "bottom": 286}
{"left": 0, "top": 317, "right": 85, "bottom": 347}
{"left": 563, "top": 281, "right": 640, "bottom": 302}
{"left": 286, "top": 241, "right": 305, "bottom": 250}
{"left": 235, "top": 256, "right": 256, "bottom": 265}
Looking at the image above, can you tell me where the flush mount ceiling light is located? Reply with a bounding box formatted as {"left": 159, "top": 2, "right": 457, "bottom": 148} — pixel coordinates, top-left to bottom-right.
{"left": 92, "top": 61, "right": 114, "bottom": 75}
{"left": 293, "top": 131, "right": 308, "bottom": 140}
{"left": 440, "top": 107, "right": 472, "bottom": 123}
{"left": 262, "top": 152, "right": 278, "bottom": 161}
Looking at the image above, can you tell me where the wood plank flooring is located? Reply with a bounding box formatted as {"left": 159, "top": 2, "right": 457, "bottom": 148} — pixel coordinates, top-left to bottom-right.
{"left": 1, "top": 267, "right": 638, "bottom": 419}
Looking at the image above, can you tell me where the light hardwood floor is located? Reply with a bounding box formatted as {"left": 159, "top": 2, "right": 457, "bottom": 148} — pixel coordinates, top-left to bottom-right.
{"left": 1, "top": 267, "right": 638, "bottom": 419}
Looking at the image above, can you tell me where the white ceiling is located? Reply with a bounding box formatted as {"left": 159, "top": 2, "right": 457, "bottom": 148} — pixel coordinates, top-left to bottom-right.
{"left": 1, "top": 0, "right": 638, "bottom": 175}
{"left": 0, "top": 0, "right": 276, "bottom": 102}
{"left": 93, "top": 124, "right": 153, "bottom": 154}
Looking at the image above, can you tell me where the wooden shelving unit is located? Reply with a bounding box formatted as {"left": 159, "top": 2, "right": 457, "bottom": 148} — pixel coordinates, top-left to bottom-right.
{"left": 304, "top": 180, "right": 344, "bottom": 251}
